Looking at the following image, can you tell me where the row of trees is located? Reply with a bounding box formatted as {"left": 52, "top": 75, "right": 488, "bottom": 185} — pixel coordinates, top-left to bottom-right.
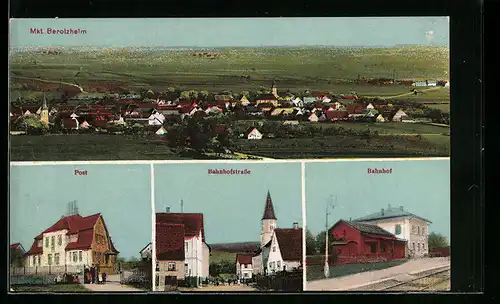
{"left": 209, "top": 260, "right": 236, "bottom": 278}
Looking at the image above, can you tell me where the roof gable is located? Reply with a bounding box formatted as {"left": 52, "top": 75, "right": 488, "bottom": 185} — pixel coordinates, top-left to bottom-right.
{"left": 274, "top": 228, "right": 302, "bottom": 261}
{"left": 156, "top": 213, "right": 206, "bottom": 242}
{"left": 353, "top": 206, "right": 432, "bottom": 223}
{"left": 156, "top": 223, "right": 185, "bottom": 261}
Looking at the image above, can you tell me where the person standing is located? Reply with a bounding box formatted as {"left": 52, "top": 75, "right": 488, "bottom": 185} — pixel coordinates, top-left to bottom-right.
{"left": 91, "top": 267, "right": 96, "bottom": 284}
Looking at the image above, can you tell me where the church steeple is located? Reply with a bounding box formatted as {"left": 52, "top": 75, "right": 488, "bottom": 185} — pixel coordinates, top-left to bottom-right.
{"left": 42, "top": 95, "right": 48, "bottom": 110}
{"left": 271, "top": 79, "right": 278, "bottom": 98}
{"left": 40, "top": 95, "right": 49, "bottom": 126}
{"left": 260, "top": 190, "right": 277, "bottom": 247}
{"left": 262, "top": 190, "right": 277, "bottom": 220}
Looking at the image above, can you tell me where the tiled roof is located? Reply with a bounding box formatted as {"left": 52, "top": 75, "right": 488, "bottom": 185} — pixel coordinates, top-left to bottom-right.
{"left": 347, "top": 103, "right": 364, "bottom": 114}
{"left": 236, "top": 253, "right": 253, "bottom": 265}
{"left": 26, "top": 213, "right": 104, "bottom": 255}
{"left": 262, "top": 191, "right": 277, "bottom": 220}
{"left": 10, "top": 243, "right": 24, "bottom": 252}
{"left": 353, "top": 206, "right": 432, "bottom": 223}
{"left": 275, "top": 228, "right": 302, "bottom": 261}
{"left": 156, "top": 213, "right": 206, "bottom": 242}
{"left": 344, "top": 221, "right": 395, "bottom": 237}
{"left": 326, "top": 111, "right": 348, "bottom": 120}
{"left": 156, "top": 223, "right": 185, "bottom": 261}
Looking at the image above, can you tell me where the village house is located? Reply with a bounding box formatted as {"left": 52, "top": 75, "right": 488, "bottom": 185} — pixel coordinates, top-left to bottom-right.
{"left": 328, "top": 220, "right": 407, "bottom": 264}
{"left": 10, "top": 243, "right": 26, "bottom": 255}
{"left": 155, "top": 126, "right": 167, "bottom": 136}
{"left": 252, "top": 191, "right": 303, "bottom": 276}
{"left": 352, "top": 205, "right": 432, "bottom": 258}
{"left": 148, "top": 110, "right": 166, "bottom": 126}
{"left": 236, "top": 254, "right": 254, "bottom": 281}
{"left": 391, "top": 109, "right": 410, "bottom": 122}
{"left": 308, "top": 113, "right": 319, "bottom": 122}
{"left": 140, "top": 243, "right": 152, "bottom": 261}
{"left": 325, "top": 110, "right": 349, "bottom": 122}
{"left": 375, "top": 114, "right": 386, "bottom": 123}
{"left": 24, "top": 211, "right": 119, "bottom": 274}
{"left": 247, "top": 127, "right": 263, "bottom": 140}
{"left": 155, "top": 212, "right": 210, "bottom": 289}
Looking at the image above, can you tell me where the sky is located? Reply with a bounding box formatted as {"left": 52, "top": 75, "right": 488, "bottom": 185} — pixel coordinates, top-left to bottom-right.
{"left": 9, "top": 17, "right": 449, "bottom": 48}
{"left": 305, "top": 159, "right": 450, "bottom": 242}
{"left": 153, "top": 163, "right": 302, "bottom": 244}
{"left": 9, "top": 164, "right": 152, "bottom": 260}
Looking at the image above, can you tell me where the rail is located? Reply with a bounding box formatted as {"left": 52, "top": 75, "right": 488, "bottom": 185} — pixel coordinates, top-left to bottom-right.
{"left": 379, "top": 267, "right": 450, "bottom": 291}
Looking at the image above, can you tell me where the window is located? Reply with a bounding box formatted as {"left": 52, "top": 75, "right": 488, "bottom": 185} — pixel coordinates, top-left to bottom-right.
{"left": 395, "top": 224, "right": 401, "bottom": 235}
{"left": 417, "top": 243, "right": 420, "bottom": 252}
{"left": 33, "top": 256, "right": 36, "bottom": 266}
{"left": 244, "top": 273, "right": 248, "bottom": 278}
{"left": 185, "top": 242, "right": 188, "bottom": 253}
{"left": 55, "top": 253, "right": 60, "bottom": 265}
{"left": 412, "top": 243, "right": 415, "bottom": 251}
{"left": 156, "top": 263, "right": 159, "bottom": 271}
{"left": 277, "top": 261, "right": 281, "bottom": 270}
{"left": 167, "top": 262, "right": 176, "bottom": 271}
{"left": 45, "top": 237, "right": 49, "bottom": 248}
{"left": 73, "top": 252, "right": 77, "bottom": 262}
{"left": 417, "top": 226, "right": 420, "bottom": 235}
{"left": 272, "top": 246, "right": 276, "bottom": 252}
{"left": 51, "top": 236, "right": 55, "bottom": 250}
{"left": 369, "top": 242, "right": 377, "bottom": 254}
{"left": 155, "top": 276, "right": 159, "bottom": 287}
{"left": 48, "top": 254, "right": 53, "bottom": 265}
{"left": 244, "top": 264, "right": 248, "bottom": 268}
{"left": 79, "top": 251, "right": 83, "bottom": 262}
{"left": 58, "top": 235, "right": 62, "bottom": 246}
{"left": 38, "top": 256, "right": 41, "bottom": 265}
{"left": 185, "top": 263, "right": 188, "bottom": 275}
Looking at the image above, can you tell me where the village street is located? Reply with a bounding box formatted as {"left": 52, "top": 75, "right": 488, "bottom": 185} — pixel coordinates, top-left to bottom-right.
{"left": 306, "top": 257, "right": 450, "bottom": 291}
{"left": 80, "top": 274, "right": 145, "bottom": 292}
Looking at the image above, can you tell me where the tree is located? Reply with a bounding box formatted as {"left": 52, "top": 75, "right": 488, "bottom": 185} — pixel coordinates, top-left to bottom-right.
{"left": 10, "top": 248, "right": 25, "bottom": 267}
{"left": 428, "top": 232, "right": 449, "bottom": 251}
{"left": 315, "top": 230, "right": 337, "bottom": 256}
{"left": 198, "top": 90, "right": 209, "bottom": 100}
{"left": 306, "top": 229, "right": 317, "bottom": 255}
{"left": 180, "top": 91, "right": 191, "bottom": 100}
{"left": 17, "top": 115, "right": 48, "bottom": 135}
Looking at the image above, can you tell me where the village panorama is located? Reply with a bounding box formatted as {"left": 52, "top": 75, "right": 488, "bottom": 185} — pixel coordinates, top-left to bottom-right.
{"left": 9, "top": 46, "right": 450, "bottom": 161}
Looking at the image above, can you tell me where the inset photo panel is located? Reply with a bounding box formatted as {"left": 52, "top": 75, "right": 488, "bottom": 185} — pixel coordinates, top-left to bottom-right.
{"left": 304, "top": 158, "right": 450, "bottom": 292}
{"left": 152, "top": 162, "right": 303, "bottom": 292}
{"left": 9, "top": 164, "right": 153, "bottom": 293}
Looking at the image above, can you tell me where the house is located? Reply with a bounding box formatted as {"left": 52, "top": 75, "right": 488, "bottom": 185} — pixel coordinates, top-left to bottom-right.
{"left": 308, "top": 113, "right": 319, "bottom": 122}
{"left": 247, "top": 127, "right": 263, "bottom": 140}
{"left": 255, "top": 95, "right": 279, "bottom": 107}
{"left": 291, "top": 97, "right": 304, "bottom": 107}
{"left": 366, "top": 103, "right": 375, "bottom": 110}
{"left": 352, "top": 205, "right": 432, "bottom": 258}
{"left": 156, "top": 126, "right": 167, "bottom": 136}
{"left": 245, "top": 105, "right": 262, "bottom": 116}
{"left": 391, "top": 109, "right": 409, "bottom": 122}
{"left": 325, "top": 111, "right": 348, "bottom": 122}
{"left": 303, "top": 97, "right": 317, "bottom": 104}
{"left": 214, "top": 95, "right": 233, "bottom": 102}
{"left": 236, "top": 254, "right": 253, "bottom": 280}
{"left": 10, "top": 243, "right": 26, "bottom": 254}
{"left": 252, "top": 191, "right": 277, "bottom": 275}
{"left": 328, "top": 220, "right": 407, "bottom": 264}
{"left": 24, "top": 212, "right": 119, "bottom": 274}
{"left": 205, "top": 106, "right": 224, "bottom": 114}
{"left": 140, "top": 243, "right": 152, "bottom": 261}
{"left": 155, "top": 212, "right": 210, "bottom": 289}
{"left": 375, "top": 114, "right": 386, "bottom": 122}
{"left": 347, "top": 103, "right": 366, "bottom": 118}
{"left": 240, "top": 95, "right": 251, "bottom": 106}
{"left": 148, "top": 111, "right": 165, "bottom": 126}
{"left": 266, "top": 224, "right": 303, "bottom": 274}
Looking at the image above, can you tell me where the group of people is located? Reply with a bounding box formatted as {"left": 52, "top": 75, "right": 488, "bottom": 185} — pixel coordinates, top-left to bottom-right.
{"left": 84, "top": 266, "right": 107, "bottom": 284}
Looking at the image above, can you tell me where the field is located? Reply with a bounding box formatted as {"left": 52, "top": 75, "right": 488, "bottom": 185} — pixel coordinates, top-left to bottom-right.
{"left": 306, "top": 260, "right": 408, "bottom": 282}
{"left": 10, "top": 46, "right": 449, "bottom": 105}
{"left": 9, "top": 134, "right": 188, "bottom": 161}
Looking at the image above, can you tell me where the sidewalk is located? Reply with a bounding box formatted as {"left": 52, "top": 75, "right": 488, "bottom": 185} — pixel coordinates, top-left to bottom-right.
{"left": 306, "top": 258, "right": 450, "bottom": 291}
{"left": 82, "top": 282, "right": 144, "bottom": 292}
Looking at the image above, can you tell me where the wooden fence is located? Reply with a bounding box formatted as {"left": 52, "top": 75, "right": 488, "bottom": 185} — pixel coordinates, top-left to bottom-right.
{"left": 10, "top": 265, "right": 85, "bottom": 276}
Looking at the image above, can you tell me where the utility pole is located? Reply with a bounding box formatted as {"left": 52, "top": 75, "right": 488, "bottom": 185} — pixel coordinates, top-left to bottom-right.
{"left": 324, "top": 195, "right": 337, "bottom": 278}
{"left": 180, "top": 199, "right": 184, "bottom": 213}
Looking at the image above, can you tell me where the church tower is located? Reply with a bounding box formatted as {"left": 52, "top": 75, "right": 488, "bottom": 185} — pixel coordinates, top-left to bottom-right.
{"left": 271, "top": 79, "right": 278, "bottom": 98}
{"left": 40, "top": 95, "right": 49, "bottom": 126}
{"left": 261, "top": 190, "right": 277, "bottom": 247}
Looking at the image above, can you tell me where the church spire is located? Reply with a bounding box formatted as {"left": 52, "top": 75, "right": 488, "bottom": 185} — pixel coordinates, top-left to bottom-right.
{"left": 262, "top": 190, "right": 277, "bottom": 220}
{"left": 42, "top": 95, "right": 48, "bottom": 110}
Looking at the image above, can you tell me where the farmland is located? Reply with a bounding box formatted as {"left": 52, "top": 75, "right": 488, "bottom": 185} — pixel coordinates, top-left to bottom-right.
{"left": 10, "top": 46, "right": 449, "bottom": 104}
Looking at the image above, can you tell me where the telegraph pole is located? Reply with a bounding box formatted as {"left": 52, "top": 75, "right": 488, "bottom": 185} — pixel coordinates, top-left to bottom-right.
{"left": 324, "top": 195, "right": 337, "bottom": 278}
{"left": 180, "top": 199, "right": 184, "bottom": 213}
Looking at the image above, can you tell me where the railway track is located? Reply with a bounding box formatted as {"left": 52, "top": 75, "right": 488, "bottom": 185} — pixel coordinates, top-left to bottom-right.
{"left": 379, "top": 268, "right": 450, "bottom": 291}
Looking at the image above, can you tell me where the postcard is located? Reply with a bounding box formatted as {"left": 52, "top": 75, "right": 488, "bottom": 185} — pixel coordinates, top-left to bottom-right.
{"left": 304, "top": 159, "right": 450, "bottom": 291}
{"left": 9, "top": 164, "right": 153, "bottom": 292}
{"left": 152, "top": 162, "right": 303, "bottom": 292}
{"left": 8, "top": 17, "right": 450, "bottom": 161}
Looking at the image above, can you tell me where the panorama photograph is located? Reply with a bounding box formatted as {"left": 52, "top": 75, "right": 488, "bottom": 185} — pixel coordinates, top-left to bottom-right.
{"left": 9, "top": 17, "right": 449, "bottom": 161}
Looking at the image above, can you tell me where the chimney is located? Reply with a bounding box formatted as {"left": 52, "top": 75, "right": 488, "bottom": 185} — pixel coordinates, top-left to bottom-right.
{"left": 400, "top": 206, "right": 404, "bottom": 211}
{"left": 293, "top": 222, "right": 299, "bottom": 229}
{"left": 381, "top": 208, "right": 385, "bottom": 216}
{"left": 166, "top": 206, "right": 170, "bottom": 213}
{"left": 388, "top": 204, "right": 391, "bottom": 209}
{"left": 349, "top": 217, "right": 352, "bottom": 222}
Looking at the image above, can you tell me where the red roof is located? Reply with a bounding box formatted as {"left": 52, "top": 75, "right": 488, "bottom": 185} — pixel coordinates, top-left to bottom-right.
{"left": 61, "top": 118, "right": 78, "bottom": 129}
{"left": 156, "top": 223, "right": 185, "bottom": 261}
{"left": 325, "top": 111, "right": 349, "bottom": 121}
{"left": 347, "top": 103, "right": 365, "bottom": 114}
{"left": 236, "top": 253, "right": 253, "bottom": 265}
{"left": 26, "top": 213, "right": 109, "bottom": 255}
{"left": 10, "top": 243, "right": 24, "bottom": 251}
{"left": 342, "top": 95, "right": 358, "bottom": 100}
{"left": 275, "top": 228, "right": 302, "bottom": 261}
{"left": 156, "top": 213, "right": 206, "bottom": 242}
